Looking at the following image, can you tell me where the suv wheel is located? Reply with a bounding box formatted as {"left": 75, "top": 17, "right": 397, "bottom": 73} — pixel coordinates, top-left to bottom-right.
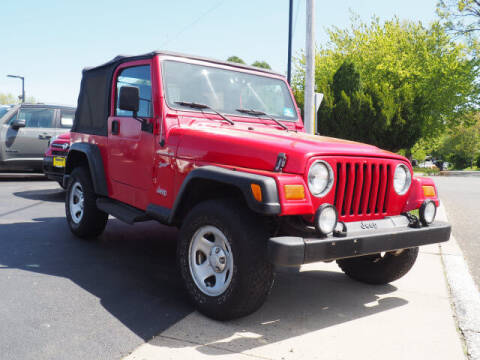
{"left": 177, "top": 199, "right": 274, "bottom": 320}
{"left": 336, "top": 247, "right": 419, "bottom": 285}
{"left": 65, "top": 167, "right": 108, "bottom": 239}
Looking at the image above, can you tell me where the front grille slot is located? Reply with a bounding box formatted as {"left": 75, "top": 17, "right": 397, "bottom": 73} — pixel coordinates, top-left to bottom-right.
{"left": 334, "top": 160, "right": 392, "bottom": 219}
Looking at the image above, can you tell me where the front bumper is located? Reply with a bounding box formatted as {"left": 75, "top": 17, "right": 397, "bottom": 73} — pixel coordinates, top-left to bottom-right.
{"left": 42, "top": 156, "right": 65, "bottom": 182}
{"left": 268, "top": 220, "right": 451, "bottom": 266}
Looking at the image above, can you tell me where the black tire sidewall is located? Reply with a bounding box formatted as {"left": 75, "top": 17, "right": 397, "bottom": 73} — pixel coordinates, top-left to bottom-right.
{"left": 178, "top": 199, "right": 274, "bottom": 320}
{"left": 65, "top": 167, "right": 107, "bottom": 238}
{"left": 337, "top": 247, "right": 419, "bottom": 285}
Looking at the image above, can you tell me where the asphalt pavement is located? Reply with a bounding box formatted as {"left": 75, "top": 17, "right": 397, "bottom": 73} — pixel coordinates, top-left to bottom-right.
{"left": 434, "top": 176, "right": 480, "bottom": 287}
{"left": 0, "top": 177, "right": 471, "bottom": 360}
{"left": 0, "top": 179, "right": 192, "bottom": 360}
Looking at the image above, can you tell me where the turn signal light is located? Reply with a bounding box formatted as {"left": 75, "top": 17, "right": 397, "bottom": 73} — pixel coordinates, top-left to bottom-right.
{"left": 422, "top": 186, "right": 436, "bottom": 197}
{"left": 251, "top": 184, "right": 262, "bottom": 202}
{"left": 284, "top": 185, "right": 305, "bottom": 200}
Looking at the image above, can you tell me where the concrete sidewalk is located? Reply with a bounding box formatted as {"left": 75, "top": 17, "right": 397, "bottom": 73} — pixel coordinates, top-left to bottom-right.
{"left": 123, "top": 209, "right": 465, "bottom": 360}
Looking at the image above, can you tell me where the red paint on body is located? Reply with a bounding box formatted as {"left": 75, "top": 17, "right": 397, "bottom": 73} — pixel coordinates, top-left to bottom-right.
{"left": 68, "top": 53, "right": 435, "bottom": 222}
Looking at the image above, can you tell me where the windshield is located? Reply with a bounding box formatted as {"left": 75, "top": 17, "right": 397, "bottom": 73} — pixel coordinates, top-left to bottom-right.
{"left": 162, "top": 60, "right": 298, "bottom": 121}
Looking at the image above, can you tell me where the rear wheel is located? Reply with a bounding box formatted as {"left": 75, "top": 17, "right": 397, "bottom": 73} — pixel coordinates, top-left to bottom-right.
{"left": 177, "top": 199, "right": 274, "bottom": 320}
{"left": 336, "top": 247, "right": 419, "bottom": 285}
{"left": 65, "top": 167, "right": 108, "bottom": 239}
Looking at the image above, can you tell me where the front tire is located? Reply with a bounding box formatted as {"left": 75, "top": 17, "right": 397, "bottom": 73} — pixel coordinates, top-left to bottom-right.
{"left": 177, "top": 199, "right": 274, "bottom": 320}
{"left": 336, "top": 247, "right": 419, "bottom": 285}
{"left": 65, "top": 167, "right": 108, "bottom": 239}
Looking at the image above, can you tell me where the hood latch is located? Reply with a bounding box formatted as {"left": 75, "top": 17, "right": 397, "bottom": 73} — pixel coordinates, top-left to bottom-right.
{"left": 274, "top": 153, "right": 287, "bottom": 172}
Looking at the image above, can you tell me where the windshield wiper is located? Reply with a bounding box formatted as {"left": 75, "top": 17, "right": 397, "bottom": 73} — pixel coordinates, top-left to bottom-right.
{"left": 175, "top": 101, "right": 234, "bottom": 125}
{"left": 235, "top": 108, "right": 288, "bottom": 131}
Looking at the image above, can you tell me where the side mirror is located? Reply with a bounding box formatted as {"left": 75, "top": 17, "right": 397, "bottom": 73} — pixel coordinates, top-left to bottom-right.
{"left": 119, "top": 86, "right": 140, "bottom": 114}
{"left": 11, "top": 118, "right": 26, "bottom": 129}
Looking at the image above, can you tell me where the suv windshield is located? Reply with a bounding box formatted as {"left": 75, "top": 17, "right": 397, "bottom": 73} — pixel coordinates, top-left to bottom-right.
{"left": 162, "top": 60, "right": 298, "bottom": 121}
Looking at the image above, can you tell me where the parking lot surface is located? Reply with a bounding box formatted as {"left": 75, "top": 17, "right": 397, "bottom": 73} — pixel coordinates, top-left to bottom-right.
{"left": 0, "top": 179, "right": 192, "bottom": 360}
{"left": 434, "top": 176, "right": 480, "bottom": 287}
{"left": 0, "top": 178, "right": 466, "bottom": 360}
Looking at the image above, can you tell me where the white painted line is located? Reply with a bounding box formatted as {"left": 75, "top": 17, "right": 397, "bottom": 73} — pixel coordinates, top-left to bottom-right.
{"left": 438, "top": 204, "right": 480, "bottom": 360}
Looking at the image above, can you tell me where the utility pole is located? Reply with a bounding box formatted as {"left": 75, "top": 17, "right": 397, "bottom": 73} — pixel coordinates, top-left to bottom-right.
{"left": 304, "top": 0, "right": 315, "bottom": 134}
{"left": 287, "top": 0, "right": 293, "bottom": 84}
{"left": 7, "top": 75, "right": 25, "bottom": 103}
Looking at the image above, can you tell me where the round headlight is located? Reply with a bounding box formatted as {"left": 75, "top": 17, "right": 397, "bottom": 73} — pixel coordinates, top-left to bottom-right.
{"left": 308, "top": 160, "right": 334, "bottom": 197}
{"left": 393, "top": 164, "right": 412, "bottom": 195}
{"left": 315, "top": 204, "right": 338, "bottom": 235}
{"left": 420, "top": 200, "right": 436, "bottom": 226}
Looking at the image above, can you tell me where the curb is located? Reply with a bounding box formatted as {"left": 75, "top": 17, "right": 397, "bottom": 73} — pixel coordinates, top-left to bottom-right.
{"left": 438, "top": 205, "right": 480, "bottom": 360}
{"left": 439, "top": 171, "right": 480, "bottom": 177}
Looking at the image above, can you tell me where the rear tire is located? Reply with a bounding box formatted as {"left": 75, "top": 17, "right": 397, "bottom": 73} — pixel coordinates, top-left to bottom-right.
{"left": 336, "top": 247, "right": 419, "bottom": 285}
{"left": 65, "top": 167, "right": 108, "bottom": 239}
{"left": 177, "top": 199, "right": 274, "bottom": 320}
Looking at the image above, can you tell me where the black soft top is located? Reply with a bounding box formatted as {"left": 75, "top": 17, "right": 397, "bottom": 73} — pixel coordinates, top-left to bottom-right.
{"left": 72, "top": 51, "right": 283, "bottom": 136}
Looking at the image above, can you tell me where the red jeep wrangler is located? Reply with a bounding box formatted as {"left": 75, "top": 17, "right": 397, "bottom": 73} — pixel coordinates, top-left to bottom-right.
{"left": 64, "top": 51, "right": 450, "bottom": 320}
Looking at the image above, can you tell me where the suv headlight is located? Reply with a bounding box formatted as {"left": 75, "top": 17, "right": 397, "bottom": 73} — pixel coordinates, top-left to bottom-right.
{"left": 393, "top": 164, "right": 412, "bottom": 195}
{"left": 308, "top": 160, "right": 334, "bottom": 197}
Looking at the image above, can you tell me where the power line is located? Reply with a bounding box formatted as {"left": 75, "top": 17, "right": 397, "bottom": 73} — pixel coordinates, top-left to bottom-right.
{"left": 161, "top": 0, "right": 227, "bottom": 47}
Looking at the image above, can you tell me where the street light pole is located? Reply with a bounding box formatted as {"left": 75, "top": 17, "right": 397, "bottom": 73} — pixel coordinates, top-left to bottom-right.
{"left": 7, "top": 74, "right": 25, "bottom": 103}
{"left": 287, "top": 0, "right": 293, "bottom": 84}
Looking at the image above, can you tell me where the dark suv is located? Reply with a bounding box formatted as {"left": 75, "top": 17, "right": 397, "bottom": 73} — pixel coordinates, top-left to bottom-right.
{"left": 0, "top": 103, "right": 75, "bottom": 172}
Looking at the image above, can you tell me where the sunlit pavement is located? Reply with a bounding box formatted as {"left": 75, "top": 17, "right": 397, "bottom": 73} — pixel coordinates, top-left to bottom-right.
{"left": 124, "top": 209, "right": 466, "bottom": 359}
{"left": 433, "top": 176, "right": 480, "bottom": 288}
{"left": 0, "top": 179, "right": 468, "bottom": 360}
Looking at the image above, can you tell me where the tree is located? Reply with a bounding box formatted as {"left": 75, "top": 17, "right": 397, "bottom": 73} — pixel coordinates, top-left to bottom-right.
{"left": 226, "top": 56, "right": 245, "bottom": 64}
{"left": 251, "top": 61, "right": 271, "bottom": 69}
{"left": 437, "top": 0, "right": 480, "bottom": 39}
{"left": 0, "top": 92, "right": 36, "bottom": 105}
{"left": 0, "top": 93, "right": 17, "bottom": 105}
{"left": 434, "top": 113, "right": 480, "bottom": 168}
{"left": 292, "top": 17, "right": 480, "bottom": 153}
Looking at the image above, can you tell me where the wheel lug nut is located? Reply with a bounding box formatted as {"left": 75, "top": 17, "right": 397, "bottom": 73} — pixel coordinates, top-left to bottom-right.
{"left": 215, "top": 248, "right": 220, "bottom": 254}
{"left": 219, "top": 257, "right": 225, "bottom": 264}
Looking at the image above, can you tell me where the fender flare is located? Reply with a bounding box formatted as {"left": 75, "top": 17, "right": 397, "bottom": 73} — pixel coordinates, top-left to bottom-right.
{"left": 64, "top": 143, "right": 108, "bottom": 196}
{"left": 147, "top": 166, "right": 281, "bottom": 224}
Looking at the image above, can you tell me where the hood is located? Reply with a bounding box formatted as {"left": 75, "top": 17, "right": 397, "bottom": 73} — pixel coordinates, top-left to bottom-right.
{"left": 56, "top": 132, "right": 71, "bottom": 141}
{"left": 175, "top": 122, "right": 407, "bottom": 174}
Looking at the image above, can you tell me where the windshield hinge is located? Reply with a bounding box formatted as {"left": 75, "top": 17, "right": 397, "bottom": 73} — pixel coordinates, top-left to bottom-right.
{"left": 274, "top": 153, "right": 287, "bottom": 172}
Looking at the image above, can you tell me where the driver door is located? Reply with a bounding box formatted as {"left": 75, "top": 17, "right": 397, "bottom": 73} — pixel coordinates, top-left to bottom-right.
{"left": 3, "top": 107, "right": 56, "bottom": 162}
{"left": 107, "top": 62, "right": 156, "bottom": 208}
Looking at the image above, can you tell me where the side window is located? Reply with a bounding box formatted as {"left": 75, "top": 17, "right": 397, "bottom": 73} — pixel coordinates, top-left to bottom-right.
{"left": 115, "top": 65, "right": 152, "bottom": 117}
{"left": 60, "top": 110, "right": 74, "bottom": 128}
{"left": 9, "top": 108, "right": 55, "bottom": 128}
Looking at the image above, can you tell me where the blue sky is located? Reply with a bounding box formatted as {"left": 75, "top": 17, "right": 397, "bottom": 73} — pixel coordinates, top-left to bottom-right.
{"left": 1, "top": 0, "right": 438, "bottom": 106}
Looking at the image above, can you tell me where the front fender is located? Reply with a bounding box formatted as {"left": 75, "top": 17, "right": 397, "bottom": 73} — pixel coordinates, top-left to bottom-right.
{"left": 403, "top": 176, "right": 440, "bottom": 213}
{"left": 146, "top": 165, "right": 281, "bottom": 225}
{"left": 176, "top": 166, "right": 281, "bottom": 216}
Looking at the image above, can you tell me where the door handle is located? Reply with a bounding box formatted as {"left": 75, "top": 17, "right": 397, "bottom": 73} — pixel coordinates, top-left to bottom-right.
{"left": 38, "top": 134, "right": 52, "bottom": 140}
{"left": 112, "top": 120, "right": 120, "bottom": 135}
